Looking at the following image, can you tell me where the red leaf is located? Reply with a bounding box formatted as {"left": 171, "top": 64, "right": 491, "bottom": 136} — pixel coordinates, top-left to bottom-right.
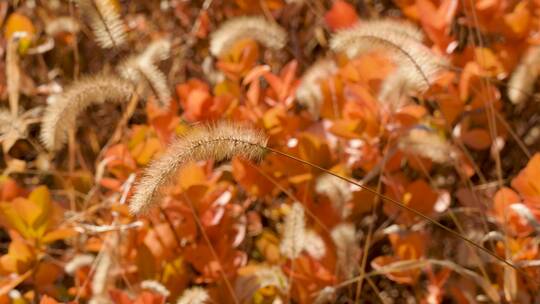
{"left": 324, "top": 0, "right": 359, "bottom": 31}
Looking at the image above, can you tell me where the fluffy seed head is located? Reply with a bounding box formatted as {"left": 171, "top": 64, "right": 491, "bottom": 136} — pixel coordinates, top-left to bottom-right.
{"left": 139, "top": 39, "right": 172, "bottom": 65}
{"left": 378, "top": 63, "right": 435, "bottom": 110}
{"left": 118, "top": 62, "right": 170, "bottom": 108}
{"left": 367, "top": 19, "right": 424, "bottom": 42}
{"left": 254, "top": 266, "right": 289, "bottom": 292}
{"left": 507, "top": 46, "right": 540, "bottom": 105}
{"left": 398, "top": 126, "right": 456, "bottom": 164}
{"left": 40, "top": 74, "right": 134, "bottom": 152}
{"left": 176, "top": 287, "right": 209, "bottom": 304}
{"left": 78, "top": 0, "right": 127, "bottom": 49}
{"left": 280, "top": 202, "right": 306, "bottom": 259}
{"left": 314, "top": 287, "right": 337, "bottom": 304}
{"left": 296, "top": 59, "right": 337, "bottom": 119}
{"left": 330, "top": 20, "right": 446, "bottom": 93}
{"left": 129, "top": 121, "right": 267, "bottom": 215}
{"left": 141, "top": 280, "right": 170, "bottom": 298}
{"left": 210, "top": 16, "right": 287, "bottom": 56}
{"left": 118, "top": 39, "right": 171, "bottom": 108}
{"left": 119, "top": 38, "right": 171, "bottom": 73}
{"left": 331, "top": 223, "right": 361, "bottom": 279}
{"left": 315, "top": 173, "right": 352, "bottom": 218}
{"left": 304, "top": 230, "right": 326, "bottom": 259}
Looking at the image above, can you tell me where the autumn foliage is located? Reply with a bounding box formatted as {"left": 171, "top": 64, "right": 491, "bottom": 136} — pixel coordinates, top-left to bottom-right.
{"left": 1, "top": 0, "right": 540, "bottom": 303}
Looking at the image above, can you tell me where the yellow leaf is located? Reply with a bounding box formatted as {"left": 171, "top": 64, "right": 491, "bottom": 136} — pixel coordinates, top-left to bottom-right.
{"left": 128, "top": 125, "right": 152, "bottom": 149}
{"left": 131, "top": 137, "right": 162, "bottom": 165}
{"left": 27, "top": 186, "right": 52, "bottom": 237}
{"left": 256, "top": 230, "right": 281, "bottom": 263}
{"left": 0, "top": 200, "right": 30, "bottom": 238}
{"left": 4, "top": 13, "right": 35, "bottom": 54}
{"left": 0, "top": 186, "right": 54, "bottom": 240}
{"left": 42, "top": 228, "right": 76, "bottom": 244}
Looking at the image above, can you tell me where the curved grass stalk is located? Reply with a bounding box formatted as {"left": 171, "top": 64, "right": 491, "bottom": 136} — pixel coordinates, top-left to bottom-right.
{"left": 130, "top": 121, "right": 533, "bottom": 284}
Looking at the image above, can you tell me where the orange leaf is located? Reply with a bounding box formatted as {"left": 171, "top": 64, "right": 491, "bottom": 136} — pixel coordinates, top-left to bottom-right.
{"left": 104, "top": 143, "right": 137, "bottom": 178}
{"left": 474, "top": 48, "right": 505, "bottom": 77}
{"left": 436, "top": 93, "right": 464, "bottom": 125}
{"left": 461, "top": 128, "right": 491, "bottom": 150}
{"left": 34, "top": 262, "right": 61, "bottom": 287}
{"left": 298, "top": 133, "right": 332, "bottom": 168}
{"left": 493, "top": 187, "right": 533, "bottom": 236}
{"left": 511, "top": 153, "right": 540, "bottom": 207}
{"left": 416, "top": 0, "right": 457, "bottom": 49}
{"left": 389, "top": 231, "right": 426, "bottom": 260}
{"left": 42, "top": 228, "right": 76, "bottom": 244}
{"left": 177, "top": 162, "right": 207, "bottom": 190}
{"left": 329, "top": 119, "right": 364, "bottom": 139}
{"left": 0, "top": 178, "right": 23, "bottom": 201}
{"left": 319, "top": 77, "right": 345, "bottom": 120}
{"left": 39, "top": 295, "right": 64, "bottom": 304}
{"left": 393, "top": 104, "right": 428, "bottom": 127}
{"left": 232, "top": 157, "right": 274, "bottom": 197}
{"left": 284, "top": 255, "right": 336, "bottom": 303}
{"left": 217, "top": 38, "right": 260, "bottom": 80}
{"left": 384, "top": 179, "right": 438, "bottom": 225}
{"left": 0, "top": 269, "right": 32, "bottom": 296}
{"left": 0, "top": 238, "right": 34, "bottom": 275}
{"left": 503, "top": 1, "right": 531, "bottom": 37}
{"left": 144, "top": 223, "right": 179, "bottom": 261}
{"left": 324, "top": 0, "right": 359, "bottom": 31}
{"left": 350, "top": 189, "right": 376, "bottom": 216}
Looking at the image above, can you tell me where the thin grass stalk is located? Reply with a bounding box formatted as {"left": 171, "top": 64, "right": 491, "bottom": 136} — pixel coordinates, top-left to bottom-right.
{"left": 412, "top": 153, "right": 493, "bottom": 285}
{"left": 130, "top": 122, "right": 533, "bottom": 283}
{"left": 247, "top": 161, "right": 331, "bottom": 234}
{"left": 355, "top": 147, "right": 386, "bottom": 300}
{"left": 458, "top": 2, "right": 513, "bottom": 299}
{"left": 263, "top": 146, "right": 527, "bottom": 278}
{"left": 181, "top": 192, "right": 239, "bottom": 304}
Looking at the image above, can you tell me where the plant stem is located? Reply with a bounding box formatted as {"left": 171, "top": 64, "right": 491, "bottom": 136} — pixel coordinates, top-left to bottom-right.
{"left": 263, "top": 146, "right": 527, "bottom": 278}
